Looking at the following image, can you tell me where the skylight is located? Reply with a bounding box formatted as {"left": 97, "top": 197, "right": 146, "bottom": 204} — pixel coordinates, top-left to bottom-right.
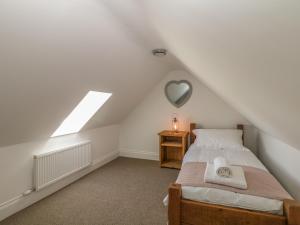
{"left": 51, "top": 91, "right": 112, "bottom": 137}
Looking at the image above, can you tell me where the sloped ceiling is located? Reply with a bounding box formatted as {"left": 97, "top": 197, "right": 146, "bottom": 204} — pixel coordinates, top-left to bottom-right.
{"left": 103, "top": 0, "right": 300, "bottom": 150}
{"left": 1, "top": 0, "right": 300, "bottom": 150}
{"left": 0, "top": 0, "right": 178, "bottom": 146}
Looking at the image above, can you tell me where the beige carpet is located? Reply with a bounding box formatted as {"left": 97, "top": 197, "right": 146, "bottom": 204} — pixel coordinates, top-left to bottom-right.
{"left": 0, "top": 157, "right": 178, "bottom": 225}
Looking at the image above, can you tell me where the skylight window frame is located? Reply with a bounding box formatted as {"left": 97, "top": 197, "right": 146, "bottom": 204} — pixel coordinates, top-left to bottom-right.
{"left": 51, "top": 91, "right": 112, "bottom": 138}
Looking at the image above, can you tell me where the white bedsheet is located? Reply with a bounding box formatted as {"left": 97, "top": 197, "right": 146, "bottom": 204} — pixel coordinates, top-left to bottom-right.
{"left": 183, "top": 145, "right": 267, "bottom": 171}
{"left": 166, "top": 145, "right": 284, "bottom": 215}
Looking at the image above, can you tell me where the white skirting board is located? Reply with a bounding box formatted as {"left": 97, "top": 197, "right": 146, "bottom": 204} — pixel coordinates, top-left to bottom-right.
{"left": 119, "top": 149, "right": 159, "bottom": 161}
{"left": 0, "top": 151, "right": 119, "bottom": 222}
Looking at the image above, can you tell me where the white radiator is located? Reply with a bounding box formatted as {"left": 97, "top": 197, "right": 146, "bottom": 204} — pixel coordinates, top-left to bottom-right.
{"left": 34, "top": 141, "right": 92, "bottom": 191}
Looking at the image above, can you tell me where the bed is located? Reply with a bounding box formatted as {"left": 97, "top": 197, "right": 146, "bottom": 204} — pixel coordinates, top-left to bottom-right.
{"left": 167, "top": 123, "right": 300, "bottom": 225}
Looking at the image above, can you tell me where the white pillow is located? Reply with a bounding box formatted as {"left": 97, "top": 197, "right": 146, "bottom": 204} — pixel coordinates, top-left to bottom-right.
{"left": 193, "top": 129, "right": 244, "bottom": 150}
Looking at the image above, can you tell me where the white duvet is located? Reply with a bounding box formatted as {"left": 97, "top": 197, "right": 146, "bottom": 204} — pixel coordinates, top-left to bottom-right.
{"left": 164, "top": 145, "right": 284, "bottom": 215}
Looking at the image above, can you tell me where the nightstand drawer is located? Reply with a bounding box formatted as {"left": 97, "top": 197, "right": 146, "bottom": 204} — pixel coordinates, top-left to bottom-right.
{"left": 161, "top": 142, "right": 183, "bottom": 148}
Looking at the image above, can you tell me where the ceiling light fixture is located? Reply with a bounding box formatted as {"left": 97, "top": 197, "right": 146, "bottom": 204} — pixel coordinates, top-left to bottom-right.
{"left": 152, "top": 48, "right": 167, "bottom": 57}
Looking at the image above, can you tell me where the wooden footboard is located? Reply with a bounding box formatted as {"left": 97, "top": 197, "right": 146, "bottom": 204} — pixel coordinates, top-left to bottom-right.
{"left": 168, "top": 183, "right": 300, "bottom": 225}
{"left": 284, "top": 199, "right": 300, "bottom": 225}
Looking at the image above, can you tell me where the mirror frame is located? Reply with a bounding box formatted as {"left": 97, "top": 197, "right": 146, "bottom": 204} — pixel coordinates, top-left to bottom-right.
{"left": 164, "top": 80, "right": 193, "bottom": 108}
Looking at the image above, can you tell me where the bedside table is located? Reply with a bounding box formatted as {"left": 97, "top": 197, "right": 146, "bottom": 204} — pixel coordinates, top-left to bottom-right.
{"left": 158, "top": 130, "right": 189, "bottom": 169}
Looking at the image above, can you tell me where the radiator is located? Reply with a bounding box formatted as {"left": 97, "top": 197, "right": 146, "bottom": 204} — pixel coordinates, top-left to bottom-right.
{"left": 34, "top": 141, "right": 92, "bottom": 191}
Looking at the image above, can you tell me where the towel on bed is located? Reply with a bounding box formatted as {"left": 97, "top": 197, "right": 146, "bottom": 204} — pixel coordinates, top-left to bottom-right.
{"left": 176, "top": 162, "right": 293, "bottom": 201}
{"left": 214, "top": 157, "right": 232, "bottom": 178}
{"left": 205, "top": 163, "right": 247, "bottom": 189}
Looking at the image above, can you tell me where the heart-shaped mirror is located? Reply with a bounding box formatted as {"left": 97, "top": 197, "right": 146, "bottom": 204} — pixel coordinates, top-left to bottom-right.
{"left": 165, "top": 80, "right": 192, "bottom": 108}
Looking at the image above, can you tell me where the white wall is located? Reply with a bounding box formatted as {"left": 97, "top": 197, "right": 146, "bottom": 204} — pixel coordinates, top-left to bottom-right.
{"left": 0, "top": 124, "right": 120, "bottom": 221}
{"left": 101, "top": 1, "right": 300, "bottom": 151}
{"left": 0, "top": 0, "right": 173, "bottom": 147}
{"left": 119, "top": 70, "right": 254, "bottom": 160}
{"left": 258, "top": 131, "right": 300, "bottom": 201}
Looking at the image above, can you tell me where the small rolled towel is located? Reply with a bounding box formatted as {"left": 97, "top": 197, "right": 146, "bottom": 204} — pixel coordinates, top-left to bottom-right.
{"left": 214, "top": 157, "right": 232, "bottom": 178}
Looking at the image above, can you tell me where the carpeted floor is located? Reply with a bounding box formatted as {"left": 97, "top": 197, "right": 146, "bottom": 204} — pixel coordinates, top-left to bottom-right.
{"left": 0, "top": 157, "right": 178, "bottom": 225}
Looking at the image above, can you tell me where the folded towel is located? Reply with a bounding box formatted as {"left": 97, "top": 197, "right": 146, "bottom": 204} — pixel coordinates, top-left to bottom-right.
{"left": 214, "top": 157, "right": 232, "bottom": 178}
{"left": 204, "top": 163, "right": 247, "bottom": 189}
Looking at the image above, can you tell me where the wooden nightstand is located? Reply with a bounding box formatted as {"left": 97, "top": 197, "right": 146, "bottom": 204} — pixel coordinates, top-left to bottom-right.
{"left": 158, "top": 130, "right": 189, "bottom": 169}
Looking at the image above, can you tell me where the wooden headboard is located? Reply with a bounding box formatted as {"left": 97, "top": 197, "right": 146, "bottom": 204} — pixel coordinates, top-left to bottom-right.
{"left": 189, "top": 123, "right": 244, "bottom": 145}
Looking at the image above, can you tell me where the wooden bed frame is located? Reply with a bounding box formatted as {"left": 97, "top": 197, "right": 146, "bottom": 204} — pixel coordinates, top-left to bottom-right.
{"left": 168, "top": 123, "right": 300, "bottom": 225}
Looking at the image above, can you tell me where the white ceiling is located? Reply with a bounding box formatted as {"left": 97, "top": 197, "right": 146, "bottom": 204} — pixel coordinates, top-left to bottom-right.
{"left": 1, "top": 0, "right": 300, "bottom": 150}
{"left": 103, "top": 0, "right": 300, "bottom": 150}
{"left": 0, "top": 0, "right": 176, "bottom": 146}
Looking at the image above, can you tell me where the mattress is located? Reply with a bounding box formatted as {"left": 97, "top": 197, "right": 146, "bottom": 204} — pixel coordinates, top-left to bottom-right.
{"left": 164, "top": 145, "right": 284, "bottom": 215}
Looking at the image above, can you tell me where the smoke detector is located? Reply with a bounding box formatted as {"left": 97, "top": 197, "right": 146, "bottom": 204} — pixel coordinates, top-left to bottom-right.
{"left": 152, "top": 48, "right": 167, "bottom": 57}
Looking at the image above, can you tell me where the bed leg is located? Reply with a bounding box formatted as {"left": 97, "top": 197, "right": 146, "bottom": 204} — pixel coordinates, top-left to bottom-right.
{"left": 284, "top": 199, "right": 300, "bottom": 225}
{"left": 168, "top": 183, "right": 182, "bottom": 225}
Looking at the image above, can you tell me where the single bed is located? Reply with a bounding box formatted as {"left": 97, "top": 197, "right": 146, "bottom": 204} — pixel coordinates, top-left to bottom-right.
{"left": 167, "top": 123, "right": 300, "bottom": 225}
